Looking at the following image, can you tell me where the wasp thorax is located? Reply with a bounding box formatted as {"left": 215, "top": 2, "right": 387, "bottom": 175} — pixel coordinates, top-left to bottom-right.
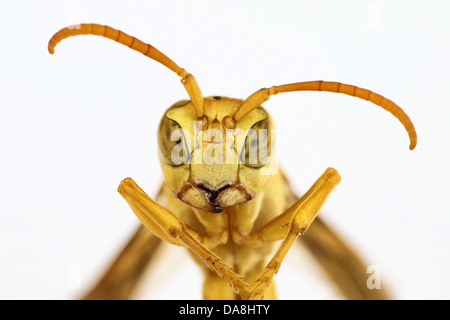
{"left": 157, "top": 97, "right": 278, "bottom": 213}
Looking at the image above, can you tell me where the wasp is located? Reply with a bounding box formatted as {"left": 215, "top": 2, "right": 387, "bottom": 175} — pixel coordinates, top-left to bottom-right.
{"left": 48, "top": 24, "right": 417, "bottom": 300}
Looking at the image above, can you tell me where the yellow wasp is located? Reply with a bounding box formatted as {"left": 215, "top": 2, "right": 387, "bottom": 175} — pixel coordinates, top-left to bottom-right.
{"left": 48, "top": 24, "right": 417, "bottom": 300}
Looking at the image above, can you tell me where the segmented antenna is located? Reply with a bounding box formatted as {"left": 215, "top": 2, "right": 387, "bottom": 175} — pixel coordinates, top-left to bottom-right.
{"left": 235, "top": 81, "right": 417, "bottom": 150}
{"left": 48, "top": 24, "right": 204, "bottom": 117}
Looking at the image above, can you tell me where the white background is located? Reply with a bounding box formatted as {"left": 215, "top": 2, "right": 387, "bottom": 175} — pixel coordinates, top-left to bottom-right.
{"left": 1, "top": 1, "right": 449, "bottom": 299}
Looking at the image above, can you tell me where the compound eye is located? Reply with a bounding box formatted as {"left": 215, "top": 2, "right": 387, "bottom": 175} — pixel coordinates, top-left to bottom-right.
{"left": 158, "top": 117, "right": 190, "bottom": 166}
{"left": 241, "top": 118, "right": 272, "bottom": 168}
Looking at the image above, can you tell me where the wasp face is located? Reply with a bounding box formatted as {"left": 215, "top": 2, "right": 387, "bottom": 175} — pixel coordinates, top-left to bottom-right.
{"left": 157, "top": 97, "right": 277, "bottom": 213}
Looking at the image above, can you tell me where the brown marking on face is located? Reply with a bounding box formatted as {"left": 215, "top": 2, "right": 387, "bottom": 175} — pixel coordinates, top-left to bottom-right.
{"left": 176, "top": 180, "right": 254, "bottom": 213}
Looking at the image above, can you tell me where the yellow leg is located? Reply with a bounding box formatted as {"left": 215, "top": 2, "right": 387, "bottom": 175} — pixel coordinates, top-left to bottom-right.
{"left": 238, "top": 168, "right": 340, "bottom": 247}
{"left": 118, "top": 178, "right": 251, "bottom": 299}
{"left": 280, "top": 171, "right": 389, "bottom": 300}
{"left": 248, "top": 168, "right": 341, "bottom": 300}
{"left": 202, "top": 266, "right": 278, "bottom": 300}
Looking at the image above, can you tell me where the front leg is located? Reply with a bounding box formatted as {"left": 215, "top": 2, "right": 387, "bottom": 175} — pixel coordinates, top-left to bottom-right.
{"left": 245, "top": 168, "right": 341, "bottom": 299}
{"left": 118, "top": 178, "right": 251, "bottom": 299}
{"left": 236, "top": 168, "right": 341, "bottom": 248}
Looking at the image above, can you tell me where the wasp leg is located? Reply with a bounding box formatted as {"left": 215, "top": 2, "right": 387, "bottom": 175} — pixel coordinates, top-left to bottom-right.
{"left": 203, "top": 264, "right": 277, "bottom": 300}
{"left": 118, "top": 177, "right": 251, "bottom": 299}
{"left": 278, "top": 172, "right": 390, "bottom": 300}
{"left": 248, "top": 168, "right": 340, "bottom": 300}
{"left": 234, "top": 168, "right": 338, "bottom": 248}
{"left": 81, "top": 183, "right": 170, "bottom": 300}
